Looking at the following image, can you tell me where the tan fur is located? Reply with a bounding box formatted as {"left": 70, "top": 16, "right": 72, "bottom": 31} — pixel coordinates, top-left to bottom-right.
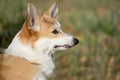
{"left": 19, "top": 3, "right": 61, "bottom": 47}
{"left": 19, "top": 16, "right": 62, "bottom": 47}
{"left": 0, "top": 55, "right": 39, "bottom": 80}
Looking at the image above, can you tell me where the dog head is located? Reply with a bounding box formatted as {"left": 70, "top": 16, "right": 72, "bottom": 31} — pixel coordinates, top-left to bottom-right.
{"left": 19, "top": 3, "right": 79, "bottom": 54}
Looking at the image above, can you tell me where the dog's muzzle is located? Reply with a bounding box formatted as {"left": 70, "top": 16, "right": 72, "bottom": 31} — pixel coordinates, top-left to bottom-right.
{"left": 54, "top": 38, "right": 79, "bottom": 49}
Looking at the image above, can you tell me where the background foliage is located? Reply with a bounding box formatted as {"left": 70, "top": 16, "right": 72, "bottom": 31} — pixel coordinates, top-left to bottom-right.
{"left": 0, "top": 0, "right": 120, "bottom": 80}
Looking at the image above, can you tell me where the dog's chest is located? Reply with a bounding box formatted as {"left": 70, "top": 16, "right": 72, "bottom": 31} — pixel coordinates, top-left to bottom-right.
{"left": 37, "top": 54, "right": 55, "bottom": 76}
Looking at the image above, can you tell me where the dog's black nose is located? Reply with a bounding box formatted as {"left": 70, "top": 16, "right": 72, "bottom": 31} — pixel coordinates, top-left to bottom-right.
{"left": 73, "top": 38, "right": 79, "bottom": 45}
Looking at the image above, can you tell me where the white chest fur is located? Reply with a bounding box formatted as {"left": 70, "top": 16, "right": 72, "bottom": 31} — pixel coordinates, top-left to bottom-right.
{"left": 5, "top": 32, "right": 55, "bottom": 79}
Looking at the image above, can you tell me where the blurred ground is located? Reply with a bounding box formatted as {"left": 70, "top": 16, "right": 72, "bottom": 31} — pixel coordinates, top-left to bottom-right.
{"left": 0, "top": 0, "right": 120, "bottom": 80}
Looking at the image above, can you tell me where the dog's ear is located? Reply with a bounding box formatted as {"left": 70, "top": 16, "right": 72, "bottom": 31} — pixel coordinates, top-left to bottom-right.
{"left": 27, "top": 3, "right": 40, "bottom": 31}
{"left": 44, "top": 3, "right": 58, "bottom": 18}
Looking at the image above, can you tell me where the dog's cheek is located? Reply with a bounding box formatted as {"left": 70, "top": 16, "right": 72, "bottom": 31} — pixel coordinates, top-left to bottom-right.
{"left": 34, "top": 38, "right": 50, "bottom": 50}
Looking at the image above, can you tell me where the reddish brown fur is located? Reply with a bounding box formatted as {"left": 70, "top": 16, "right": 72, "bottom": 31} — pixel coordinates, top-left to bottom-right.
{"left": 19, "top": 15, "right": 63, "bottom": 47}
{"left": 0, "top": 55, "right": 39, "bottom": 80}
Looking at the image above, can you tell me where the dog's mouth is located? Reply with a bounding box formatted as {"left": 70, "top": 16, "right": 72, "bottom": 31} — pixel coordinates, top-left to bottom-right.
{"left": 54, "top": 44, "right": 73, "bottom": 49}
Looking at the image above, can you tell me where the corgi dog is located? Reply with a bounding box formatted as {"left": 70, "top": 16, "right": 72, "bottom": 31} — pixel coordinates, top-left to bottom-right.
{"left": 0, "top": 2, "right": 79, "bottom": 80}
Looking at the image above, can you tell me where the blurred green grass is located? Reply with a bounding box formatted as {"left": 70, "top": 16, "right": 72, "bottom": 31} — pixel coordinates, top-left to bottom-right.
{"left": 0, "top": 0, "right": 120, "bottom": 80}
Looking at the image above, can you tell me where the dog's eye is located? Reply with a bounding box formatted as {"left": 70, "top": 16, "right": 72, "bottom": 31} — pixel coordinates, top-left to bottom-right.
{"left": 52, "top": 30, "right": 59, "bottom": 34}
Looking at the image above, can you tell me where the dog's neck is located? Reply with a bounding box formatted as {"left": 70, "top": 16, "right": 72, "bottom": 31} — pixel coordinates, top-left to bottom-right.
{"left": 5, "top": 31, "right": 55, "bottom": 76}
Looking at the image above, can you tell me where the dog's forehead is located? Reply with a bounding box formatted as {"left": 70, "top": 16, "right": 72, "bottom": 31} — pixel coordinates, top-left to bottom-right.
{"left": 40, "top": 16, "right": 61, "bottom": 29}
{"left": 54, "top": 21, "right": 61, "bottom": 29}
